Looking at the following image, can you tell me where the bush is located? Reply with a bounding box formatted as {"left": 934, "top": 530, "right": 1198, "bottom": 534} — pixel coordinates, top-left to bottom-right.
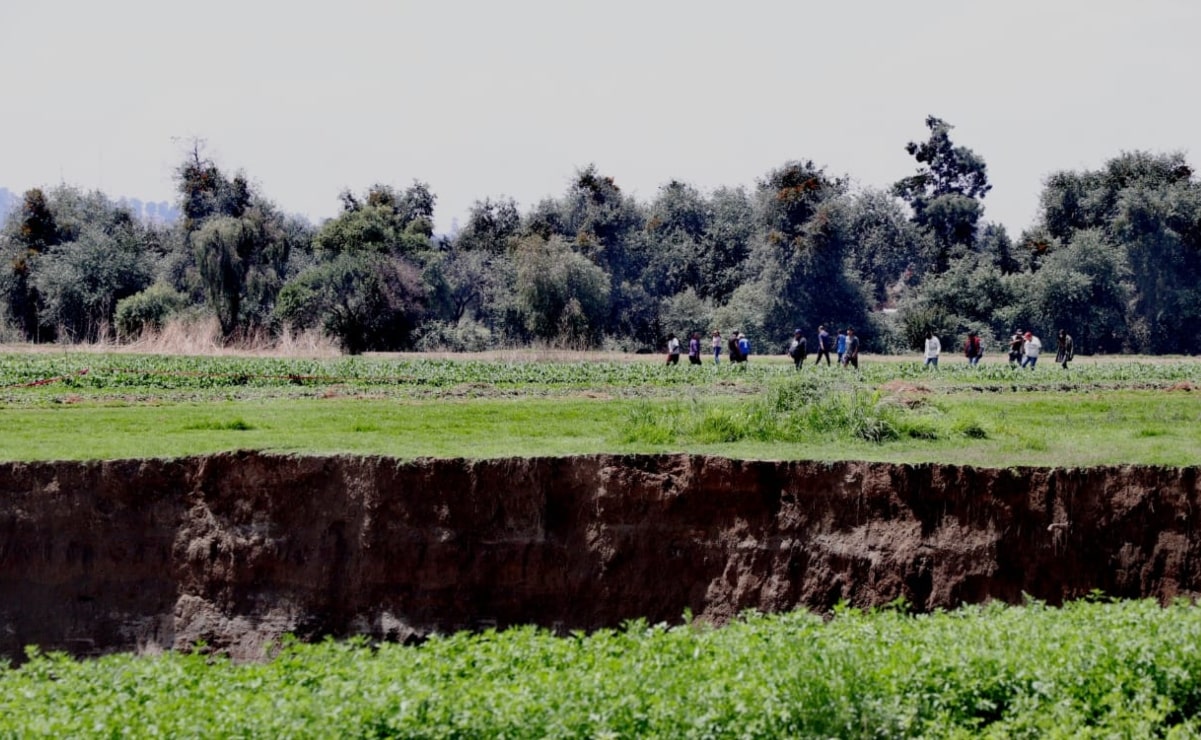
{"left": 115, "top": 284, "right": 188, "bottom": 339}
{"left": 414, "top": 319, "right": 496, "bottom": 352}
{"left": 0, "top": 319, "right": 23, "bottom": 343}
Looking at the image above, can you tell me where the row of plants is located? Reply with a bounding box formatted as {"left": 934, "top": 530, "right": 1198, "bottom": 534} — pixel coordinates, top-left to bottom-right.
{"left": 2, "top": 599, "right": 1199, "bottom": 737}
{"left": 3, "top": 352, "right": 1200, "bottom": 396}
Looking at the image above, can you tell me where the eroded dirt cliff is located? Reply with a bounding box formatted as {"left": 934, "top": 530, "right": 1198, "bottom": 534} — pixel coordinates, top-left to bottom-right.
{"left": 1, "top": 453, "right": 1198, "bottom": 660}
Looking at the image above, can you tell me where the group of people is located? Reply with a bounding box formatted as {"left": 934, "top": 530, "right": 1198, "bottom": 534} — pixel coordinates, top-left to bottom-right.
{"left": 667, "top": 326, "right": 862, "bottom": 369}
{"left": 923, "top": 330, "right": 987, "bottom": 368}
{"left": 788, "top": 325, "right": 860, "bottom": 370}
{"left": 665, "top": 331, "right": 751, "bottom": 366}
{"left": 667, "top": 326, "right": 1076, "bottom": 370}
{"left": 1006, "top": 329, "right": 1074, "bottom": 369}
{"left": 921, "top": 329, "right": 1074, "bottom": 369}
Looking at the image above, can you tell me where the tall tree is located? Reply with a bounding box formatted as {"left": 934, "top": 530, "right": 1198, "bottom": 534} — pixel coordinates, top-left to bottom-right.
{"left": 456, "top": 197, "right": 521, "bottom": 254}
{"left": 840, "top": 188, "right": 930, "bottom": 307}
{"left": 640, "top": 180, "right": 709, "bottom": 299}
{"left": 275, "top": 183, "right": 437, "bottom": 351}
{"left": 2, "top": 187, "right": 153, "bottom": 341}
{"left": 893, "top": 116, "right": 992, "bottom": 273}
{"left": 1020, "top": 229, "right": 1130, "bottom": 354}
{"left": 512, "top": 234, "right": 609, "bottom": 346}
{"left": 1, "top": 188, "right": 61, "bottom": 338}
{"left": 321, "top": 183, "right": 436, "bottom": 257}
{"left": 1034, "top": 151, "right": 1201, "bottom": 352}
{"left": 175, "top": 148, "right": 297, "bottom": 339}
{"left": 717, "top": 161, "right": 867, "bottom": 348}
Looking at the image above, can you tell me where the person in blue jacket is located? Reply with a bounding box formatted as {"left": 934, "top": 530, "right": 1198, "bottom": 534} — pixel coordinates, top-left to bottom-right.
{"left": 835, "top": 329, "right": 848, "bottom": 365}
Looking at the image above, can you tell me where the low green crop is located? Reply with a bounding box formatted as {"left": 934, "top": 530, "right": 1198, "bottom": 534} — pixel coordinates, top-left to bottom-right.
{"left": 4, "top": 352, "right": 1201, "bottom": 403}
{"left": 3, "top": 600, "right": 1201, "bottom": 737}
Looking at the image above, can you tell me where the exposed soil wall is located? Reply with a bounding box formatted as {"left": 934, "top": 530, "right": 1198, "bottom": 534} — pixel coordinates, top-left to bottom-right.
{"left": 1, "top": 453, "right": 1199, "bottom": 660}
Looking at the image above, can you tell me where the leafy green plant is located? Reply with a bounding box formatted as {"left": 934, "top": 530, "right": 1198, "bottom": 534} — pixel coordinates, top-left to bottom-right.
{"left": 4, "top": 601, "right": 1201, "bottom": 737}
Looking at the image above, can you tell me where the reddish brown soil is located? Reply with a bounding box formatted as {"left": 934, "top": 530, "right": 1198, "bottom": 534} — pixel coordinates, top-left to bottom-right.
{"left": 1, "top": 453, "right": 1198, "bottom": 660}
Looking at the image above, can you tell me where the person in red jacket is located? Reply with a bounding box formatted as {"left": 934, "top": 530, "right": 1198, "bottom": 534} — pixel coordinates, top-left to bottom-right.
{"left": 964, "top": 331, "right": 983, "bottom": 366}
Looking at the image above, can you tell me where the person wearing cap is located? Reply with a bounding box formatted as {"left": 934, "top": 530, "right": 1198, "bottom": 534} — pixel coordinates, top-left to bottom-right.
{"left": 1021, "top": 331, "right": 1042, "bottom": 369}
{"left": 788, "top": 329, "right": 808, "bottom": 369}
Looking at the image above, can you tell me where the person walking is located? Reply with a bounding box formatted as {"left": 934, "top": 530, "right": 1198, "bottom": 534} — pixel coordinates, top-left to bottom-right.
{"left": 665, "top": 333, "right": 680, "bottom": 366}
{"left": 711, "top": 330, "right": 722, "bottom": 365}
{"left": 923, "top": 331, "right": 941, "bottom": 369}
{"left": 836, "top": 329, "right": 848, "bottom": 365}
{"left": 788, "top": 329, "right": 808, "bottom": 370}
{"left": 1021, "top": 331, "right": 1042, "bottom": 369}
{"left": 964, "top": 331, "right": 983, "bottom": 366}
{"left": 815, "top": 325, "right": 832, "bottom": 365}
{"left": 737, "top": 332, "right": 751, "bottom": 363}
{"left": 1008, "top": 330, "right": 1025, "bottom": 368}
{"left": 842, "top": 327, "right": 860, "bottom": 369}
{"left": 688, "top": 332, "right": 702, "bottom": 365}
{"left": 1055, "top": 329, "right": 1074, "bottom": 369}
{"left": 727, "top": 332, "right": 745, "bottom": 364}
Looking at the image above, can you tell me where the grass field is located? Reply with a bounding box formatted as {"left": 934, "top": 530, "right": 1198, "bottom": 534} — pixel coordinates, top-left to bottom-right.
{"left": 2, "top": 350, "right": 1199, "bottom": 465}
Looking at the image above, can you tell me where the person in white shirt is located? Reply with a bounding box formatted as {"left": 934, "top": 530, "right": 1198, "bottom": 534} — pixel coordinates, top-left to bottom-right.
{"left": 665, "top": 333, "right": 680, "bottom": 365}
{"left": 1021, "top": 331, "right": 1042, "bottom": 369}
{"left": 923, "top": 331, "right": 941, "bottom": 369}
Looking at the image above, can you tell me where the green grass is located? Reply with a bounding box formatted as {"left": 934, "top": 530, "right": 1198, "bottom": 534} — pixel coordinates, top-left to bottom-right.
{"left": 5, "top": 599, "right": 1201, "bottom": 737}
{"left": 0, "top": 398, "right": 627, "bottom": 461}
{"left": 2, "top": 389, "right": 1199, "bottom": 466}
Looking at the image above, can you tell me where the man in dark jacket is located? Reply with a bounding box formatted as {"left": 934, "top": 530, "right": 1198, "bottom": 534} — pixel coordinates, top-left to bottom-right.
{"left": 815, "top": 325, "right": 832, "bottom": 365}
{"left": 788, "top": 330, "right": 807, "bottom": 369}
{"left": 1055, "top": 329, "right": 1074, "bottom": 369}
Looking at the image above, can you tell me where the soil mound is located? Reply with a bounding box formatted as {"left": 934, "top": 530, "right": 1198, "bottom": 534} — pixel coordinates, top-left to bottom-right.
{"left": 1, "top": 453, "right": 1198, "bottom": 660}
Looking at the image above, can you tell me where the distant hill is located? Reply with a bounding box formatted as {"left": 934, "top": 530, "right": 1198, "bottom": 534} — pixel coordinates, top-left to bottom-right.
{"left": 0, "top": 187, "right": 179, "bottom": 225}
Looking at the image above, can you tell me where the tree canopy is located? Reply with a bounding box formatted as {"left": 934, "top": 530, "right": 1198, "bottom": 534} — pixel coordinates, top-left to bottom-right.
{"left": 3, "top": 120, "right": 1199, "bottom": 355}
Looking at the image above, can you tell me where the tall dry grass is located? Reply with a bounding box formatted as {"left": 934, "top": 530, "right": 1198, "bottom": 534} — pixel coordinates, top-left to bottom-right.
{"left": 0, "top": 317, "right": 341, "bottom": 358}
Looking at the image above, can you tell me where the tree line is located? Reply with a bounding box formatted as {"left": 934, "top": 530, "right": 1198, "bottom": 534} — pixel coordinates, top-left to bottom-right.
{"left": 3, "top": 118, "right": 1200, "bottom": 355}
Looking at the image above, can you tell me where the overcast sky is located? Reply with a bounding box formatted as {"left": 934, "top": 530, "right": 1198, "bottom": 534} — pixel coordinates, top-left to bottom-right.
{"left": 3, "top": 0, "right": 1198, "bottom": 234}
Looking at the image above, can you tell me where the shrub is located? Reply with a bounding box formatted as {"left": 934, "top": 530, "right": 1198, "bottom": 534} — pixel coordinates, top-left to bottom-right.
{"left": 415, "top": 319, "right": 496, "bottom": 352}
{"left": 115, "top": 284, "right": 188, "bottom": 339}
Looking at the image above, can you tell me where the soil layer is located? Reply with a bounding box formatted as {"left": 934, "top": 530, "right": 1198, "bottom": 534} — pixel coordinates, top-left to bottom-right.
{"left": 1, "top": 453, "right": 1198, "bottom": 660}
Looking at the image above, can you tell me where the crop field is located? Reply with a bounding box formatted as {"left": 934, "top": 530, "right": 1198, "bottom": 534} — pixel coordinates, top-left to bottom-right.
{"left": 4, "top": 349, "right": 1201, "bottom": 736}
{"left": 4, "top": 600, "right": 1201, "bottom": 737}
{"left": 2, "top": 351, "right": 1200, "bottom": 466}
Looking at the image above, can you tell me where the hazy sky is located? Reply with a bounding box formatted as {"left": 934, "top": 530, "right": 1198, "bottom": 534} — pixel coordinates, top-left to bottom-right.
{"left": 3, "top": 1, "right": 1198, "bottom": 234}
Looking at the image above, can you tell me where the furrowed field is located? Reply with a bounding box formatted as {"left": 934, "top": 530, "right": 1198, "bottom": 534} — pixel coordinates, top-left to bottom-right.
{"left": 4, "top": 349, "right": 1201, "bottom": 736}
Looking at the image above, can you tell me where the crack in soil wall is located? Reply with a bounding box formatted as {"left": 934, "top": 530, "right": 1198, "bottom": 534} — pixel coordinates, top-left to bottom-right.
{"left": 1, "top": 452, "right": 1198, "bottom": 660}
